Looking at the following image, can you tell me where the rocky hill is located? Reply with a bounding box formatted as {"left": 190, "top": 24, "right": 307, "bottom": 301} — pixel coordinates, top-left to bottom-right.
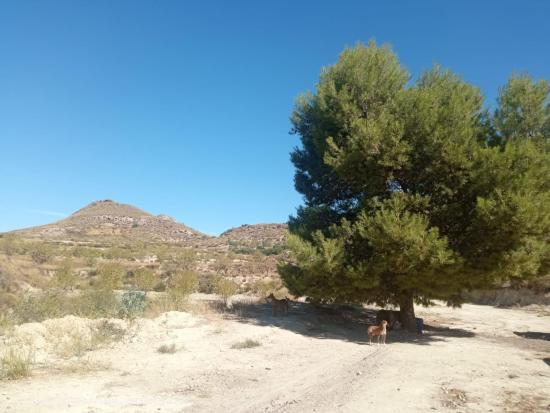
{"left": 9, "top": 200, "right": 288, "bottom": 249}
{"left": 13, "top": 200, "right": 211, "bottom": 245}
{"left": 220, "top": 224, "right": 288, "bottom": 247}
{"left": 1, "top": 200, "right": 289, "bottom": 299}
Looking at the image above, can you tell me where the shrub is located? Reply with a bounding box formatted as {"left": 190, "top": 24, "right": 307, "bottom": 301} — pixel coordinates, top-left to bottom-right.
{"left": 1, "top": 347, "right": 33, "bottom": 380}
{"left": 119, "top": 291, "right": 147, "bottom": 319}
{"left": 133, "top": 268, "right": 157, "bottom": 292}
{"left": 198, "top": 274, "right": 218, "bottom": 294}
{"left": 0, "top": 234, "right": 20, "bottom": 256}
{"left": 54, "top": 259, "right": 77, "bottom": 290}
{"left": 231, "top": 339, "right": 261, "bottom": 349}
{"left": 168, "top": 271, "right": 199, "bottom": 302}
{"left": 91, "top": 320, "right": 126, "bottom": 347}
{"left": 157, "top": 343, "right": 177, "bottom": 354}
{"left": 48, "top": 320, "right": 126, "bottom": 359}
{"left": 152, "top": 281, "right": 166, "bottom": 292}
{"left": 251, "top": 279, "right": 277, "bottom": 297}
{"left": 95, "top": 263, "right": 126, "bottom": 290}
{"left": 214, "top": 277, "right": 239, "bottom": 307}
{"left": 12, "top": 292, "right": 65, "bottom": 323}
{"left": 29, "top": 242, "right": 54, "bottom": 264}
{"left": 75, "top": 289, "right": 120, "bottom": 319}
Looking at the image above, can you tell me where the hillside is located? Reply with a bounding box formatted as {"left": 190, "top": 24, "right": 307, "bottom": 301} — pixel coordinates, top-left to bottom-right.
{"left": 0, "top": 200, "right": 289, "bottom": 301}
{"left": 221, "top": 224, "right": 288, "bottom": 247}
{"left": 13, "top": 200, "right": 210, "bottom": 245}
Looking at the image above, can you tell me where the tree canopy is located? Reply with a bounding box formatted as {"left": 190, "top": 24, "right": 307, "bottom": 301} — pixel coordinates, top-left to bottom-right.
{"left": 279, "top": 42, "right": 550, "bottom": 331}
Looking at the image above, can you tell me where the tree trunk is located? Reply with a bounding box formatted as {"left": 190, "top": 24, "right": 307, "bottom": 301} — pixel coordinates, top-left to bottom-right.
{"left": 399, "top": 294, "right": 417, "bottom": 333}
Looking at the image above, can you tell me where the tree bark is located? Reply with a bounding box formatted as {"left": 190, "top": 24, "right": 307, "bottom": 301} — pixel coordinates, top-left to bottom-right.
{"left": 399, "top": 294, "right": 417, "bottom": 333}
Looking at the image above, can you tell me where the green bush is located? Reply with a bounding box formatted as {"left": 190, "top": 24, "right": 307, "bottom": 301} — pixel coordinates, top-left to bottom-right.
{"left": 29, "top": 242, "right": 54, "bottom": 264}
{"left": 54, "top": 259, "right": 78, "bottom": 290}
{"left": 12, "top": 288, "right": 124, "bottom": 323}
{"left": 214, "top": 277, "right": 239, "bottom": 306}
{"left": 12, "top": 292, "right": 66, "bottom": 323}
{"left": 119, "top": 291, "right": 147, "bottom": 319}
{"left": 95, "top": 263, "right": 126, "bottom": 290}
{"left": 251, "top": 279, "right": 277, "bottom": 297}
{"left": 133, "top": 268, "right": 157, "bottom": 292}
{"left": 168, "top": 271, "right": 198, "bottom": 299}
{"left": 75, "top": 289, "right": 120, "bottom": 318}
{"left": 198, "top": 274, "right": 218, "bottom": 294}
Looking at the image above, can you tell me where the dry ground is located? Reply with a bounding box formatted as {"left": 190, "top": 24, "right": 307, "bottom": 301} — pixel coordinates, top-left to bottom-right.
{"left": 1, "top": 298, "right": 549, "bottom": 413}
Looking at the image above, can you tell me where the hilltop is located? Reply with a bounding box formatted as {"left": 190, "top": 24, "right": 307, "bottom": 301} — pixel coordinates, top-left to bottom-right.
{"left": 12, "top": 200, "right": 210, "bottom": 245}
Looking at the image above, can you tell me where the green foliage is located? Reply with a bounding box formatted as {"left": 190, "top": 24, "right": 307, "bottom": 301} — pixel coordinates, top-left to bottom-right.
{"left": 198, "top": 273, "right": 218, "bottom": 294}
{"left": 167, "top": 270, "right": 199, "bottom": 302}
{"left": 251, "top": 279, "right": 278, "bottom": 297}
{"left": 119, "top": 291, "right": 147, "bottom": 319}
{"left": 281, "top": 42, "right": 550, "bottom": 327}
{"left": 133, "top": 268, "right": 157, "bottom": 292}
{"left": 0, "top": 234, "right": 20, "bottom": 256}
{"left": 213, "top": 277, "right": 239, "bottom": 306}
{"left": 12, "top": 289, "right": 121, "bottom": 323}
{"left": 29, "top": 242, "right": 55, "bottom": 264}
{"left": 95, "top": 263, "right": 126, "bottom": 290}
{"left": 494, "top": 74, "right": 550, "bottom": 142}
{"left": 75, "top": 289, "right": 120, "bottom": 318}
{"left": 12, "top": 292, "right": 67, "bottom": 323}
{"left": 162, "top": 249, "right": 197, "bottom": 275}
{"left": 54, "top": 259, "right": 77, "bottom": 290}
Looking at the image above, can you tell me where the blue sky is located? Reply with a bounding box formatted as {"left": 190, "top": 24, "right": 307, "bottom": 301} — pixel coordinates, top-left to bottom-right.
{"left": 1, "top": 1, "right": 549, "bottom": 235}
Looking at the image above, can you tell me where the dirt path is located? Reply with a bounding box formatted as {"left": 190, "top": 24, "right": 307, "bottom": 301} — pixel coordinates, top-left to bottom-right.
{"left": 1, "top": 301, "right": 549, "bottom": 412}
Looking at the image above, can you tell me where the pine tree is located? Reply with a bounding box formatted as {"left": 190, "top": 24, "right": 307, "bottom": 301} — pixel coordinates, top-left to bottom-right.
{"left": 280, "top": 42, "right": 550, "bottom": 332}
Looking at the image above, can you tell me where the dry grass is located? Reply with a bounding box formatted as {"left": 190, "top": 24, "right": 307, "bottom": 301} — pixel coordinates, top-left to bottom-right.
{"left": 0, "top": 347, "right": 33, "bottom": 380}
{"left": 157, "top": 343, "right": 178, "bottom": 354}
{"left": 53, "top": 357, "right": 111, "bottom": 375}
{"left": 231, "top": 338, "right": 261, "bottom": 349}
{"left": 46, "top": 320, "right": 126, "bottom": 359}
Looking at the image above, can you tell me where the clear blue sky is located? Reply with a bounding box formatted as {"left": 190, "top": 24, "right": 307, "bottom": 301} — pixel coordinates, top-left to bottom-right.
{"left": 1, "top": 1, "right": 549, "bottom": 235}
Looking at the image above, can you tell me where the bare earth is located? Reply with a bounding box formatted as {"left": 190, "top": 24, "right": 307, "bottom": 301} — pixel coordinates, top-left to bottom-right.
{"left": 1, "top": 300, "right": 549, "bottom": 413}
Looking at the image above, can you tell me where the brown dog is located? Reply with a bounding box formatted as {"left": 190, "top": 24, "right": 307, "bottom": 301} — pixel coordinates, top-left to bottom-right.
{"left": 368, "top": 320, "right": 388, "bottom": 345}
{"left": 267, "top": 293, "right": 289, "bottom": 316}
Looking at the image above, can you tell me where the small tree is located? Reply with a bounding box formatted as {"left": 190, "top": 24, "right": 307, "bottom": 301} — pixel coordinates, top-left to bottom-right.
{"left": 214, "top": 277, "right": 239, "bottom": 307}
{"left": 167, "top": 270, "right": 199, "bottom": 304}
{"left": 280, "top": 42, "right": 550, "bottom": 332}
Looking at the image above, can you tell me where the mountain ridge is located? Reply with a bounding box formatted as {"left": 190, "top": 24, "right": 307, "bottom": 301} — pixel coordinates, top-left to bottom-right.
{"left": 9, "top": 199, "right": 288, "bottom": 246}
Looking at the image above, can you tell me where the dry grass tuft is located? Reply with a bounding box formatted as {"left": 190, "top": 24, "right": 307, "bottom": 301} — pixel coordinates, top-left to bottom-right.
{"left": 231, "top": 338, "right": 261, "bottom": 349}
{"left": 0, "top": 347, "right": 33, "bottom": 380}
{"left": 157, "top": 343, "right": 178, "bottom": 354}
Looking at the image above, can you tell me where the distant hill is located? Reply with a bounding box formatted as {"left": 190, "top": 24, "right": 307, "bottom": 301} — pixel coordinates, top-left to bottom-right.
{"left": 10, "top": 199, "right": 288, "bottom": 247}
{"left": 221, "top": 224, "right": 288, "bottom": 247}
{"left": 12, "top": 200, "right": 210, "bottom": 245}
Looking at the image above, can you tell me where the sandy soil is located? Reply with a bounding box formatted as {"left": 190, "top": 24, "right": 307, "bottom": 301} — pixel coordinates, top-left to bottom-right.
{"left": 1, "top": 299, "right": 549, "bottom": 413}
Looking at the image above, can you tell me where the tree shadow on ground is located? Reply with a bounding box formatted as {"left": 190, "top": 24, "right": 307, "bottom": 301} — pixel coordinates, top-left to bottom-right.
{"left": 223, "top": 299, "right": 474, "bottom": 346}
{"left": 513, "top": 331, "right": 550, "bottom": 341}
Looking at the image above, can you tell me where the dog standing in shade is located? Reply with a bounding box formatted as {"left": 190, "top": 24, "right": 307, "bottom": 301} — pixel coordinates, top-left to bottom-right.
{"left": 368, "top": 320, "right": 388, "bottom": 345}
{"left": 266, "top": 293, "right": 289, "bottom": 316}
